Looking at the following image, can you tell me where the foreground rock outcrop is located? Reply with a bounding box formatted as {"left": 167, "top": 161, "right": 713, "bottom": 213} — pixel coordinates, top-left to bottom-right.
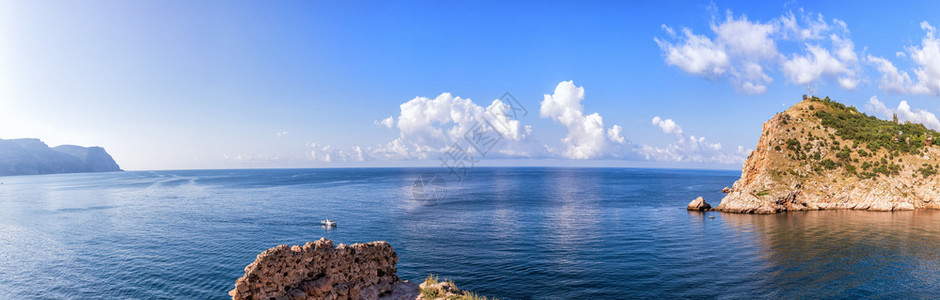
{"left": 717, "top": 96, "right": 940, "bottom": 214}
{"left": 230, "top": 238, "right": 419, "bottom": 300}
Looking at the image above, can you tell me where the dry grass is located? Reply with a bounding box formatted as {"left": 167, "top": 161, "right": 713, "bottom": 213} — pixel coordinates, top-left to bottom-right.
{"left": 420, "top": 274, "right": 498, "bottom": 300}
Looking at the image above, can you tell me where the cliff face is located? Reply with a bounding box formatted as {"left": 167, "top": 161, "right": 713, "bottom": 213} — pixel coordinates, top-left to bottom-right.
{"left": 717, "top": 96, "right": 940, "bottom": 214}
{"left": 0, "top": 138, "right": 121, "bottom": 176}
{"left": 229, "top": 238, "right": 419, "bottom": 300}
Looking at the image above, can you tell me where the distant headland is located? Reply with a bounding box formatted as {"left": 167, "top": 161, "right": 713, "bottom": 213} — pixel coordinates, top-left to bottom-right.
{"left": 0, "top": 138, "right": 121, "bottom": 176}
{"left": 713, "top": 95, "right": 940, "bottom": 213}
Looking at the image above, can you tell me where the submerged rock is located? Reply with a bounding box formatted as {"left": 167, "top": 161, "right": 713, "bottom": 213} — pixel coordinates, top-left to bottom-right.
{"left": 687, "top": 197, "right": 711, "bottom": 211}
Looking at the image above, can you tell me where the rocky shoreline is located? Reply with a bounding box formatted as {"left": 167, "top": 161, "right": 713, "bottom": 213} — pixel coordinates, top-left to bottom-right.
{"left": 229, "top": 238, "right": 491, "bottom": 300}
{"left": 707, "top": 96, "right": 940, "bottom": 214}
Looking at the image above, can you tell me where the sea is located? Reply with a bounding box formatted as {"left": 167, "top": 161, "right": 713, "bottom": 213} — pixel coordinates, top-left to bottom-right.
{"left": 1, "top": 167, "right": 940, "bottom": 299}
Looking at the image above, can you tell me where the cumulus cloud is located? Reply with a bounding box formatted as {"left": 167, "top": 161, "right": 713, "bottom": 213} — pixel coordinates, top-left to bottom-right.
{"left": 607, "top": 125, "right": 626, "bottom": 144}
{"left": 655, "top": 11, "right": 775, "bottom": 94}
{"left": 309, "top": 91, "right": 540, "bottom": 162}
{"left": 391, "top": 92, "right": 535, "bottom": 157}
{"left": 374, "top": 116, "right": 394, "bottom": 128}
{"left": 867, "top": 55, "right": 914, "bottom": 93}
{"left": 539, "top": 81, "right": 628, "bottom": 159}
{"left": 308, "top": 142, "right": 334, "bottom": 162}
{"left": 897, "top": 101, "right": 940, "bottom": 130}
{"left": 864, "top": 96, "right": 894, "bottom": 119}
{"left": 642, "top": 117, "right": 750, "bottom": 165}
{"left": 867, "top": 21, "right": 940, "bottom": 97}
{"left": 638, "top": 136, "right": 750, "bottom": 165}
{"left": 655, "top": 26, "right": 730, "bottom": 79}
{"left": 305, "top": 82, "right": 749, "bottom": 166}
{"left": 276, "top": 131, "right": 289, "bottom": 138}
{"left": 864, "top": 96, "right": 940, "bottom": 130}
{"left": 656, "top": 8, "right": 861, "bottom": 94}
{"left": 782, "top": 32, "right": 861, "bottom": 90}
{"left": 779, "top": 10, "right": 834, "bottom": 41}
{"left": 652, "top": 116, "right": 683, "bottom": 136}
{"left": 307, "top": 142, "right": 365, "bottom": 162}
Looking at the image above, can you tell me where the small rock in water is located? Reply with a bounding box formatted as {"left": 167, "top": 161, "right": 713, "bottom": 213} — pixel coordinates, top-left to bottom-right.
{"left": 687, "top": 197, "right": 711, "bottom": 211}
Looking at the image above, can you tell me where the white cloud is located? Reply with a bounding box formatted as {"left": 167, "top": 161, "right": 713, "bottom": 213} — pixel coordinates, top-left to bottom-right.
{"left": 782, "top": 43, "right": 856, "bottom": 89}
{"left": 221, "top": 153, "right": 281, "bottom": 163}
{"left": 308, "top": 142, "right": 333, "bottom": 162}
{"left": 642, "top": 117, "right": 749, "bottom": 165}
{"left": 867, "top": 55, "right": 914, "bottom": 93}
{"left": 655, "top": 27, "right": 730, "bottom": 78}
{"left": 651, "top": 116, "right": 683, "bottom": 136}
{"left": 655, "top": 11, "right": 775, "bottom": 93}
{"left": 607, "top": 125, "right": 626, "bottom": 144}
{"left": 638, "top": 139, "right": 749, "bottom": 165}
{"left": 389, "top": 92, "right": 536, "bottom": 158}
{"left": 908, "top": 21, "right": 940, "bottom": 96}
{"left": 864, "top": 96, "right": 940, "bottom": 130}
{"left": 304, "top": 83, "right": 749, "bottom": 166}
{"left": 657, "top": 8, "right": 862, "bottom": 93}
{"left": 864, "top": 96, "right": 894, "bottom": 119}
{"left": 779, "top": 10, "right": 830, "bottom": 41}
{"left": 275, "top": 131, "right": 289, "bottom": 138}
{"left": 868, "top": 21, "right": 940, "bottom": 97}
{"left": 539, "top": 81, "right": 628, "bottom": 159}
{"left": 712, "top": 12, "right": 778, "bottom": 60}
{"left": 307, "top": 142, "right": 366, "bottom": 162}
{"left": 310, "top": 91, "right": 542, "bottom": 162}
{"left": 374, "top": 116, "right": 394, "bottom": 128}
{"left": 897, "top": 100, "right": 940, "bottom": 130}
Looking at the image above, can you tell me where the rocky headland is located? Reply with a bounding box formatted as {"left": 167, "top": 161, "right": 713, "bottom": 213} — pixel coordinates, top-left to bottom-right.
{"left": 0, "top": 138, "right": 121, "bottom": 176}
{"left": 230, "top": 238, "right": 492, "bottom": 300}
{"left": 715, "top": 96, "right": 940, "bottom": 214}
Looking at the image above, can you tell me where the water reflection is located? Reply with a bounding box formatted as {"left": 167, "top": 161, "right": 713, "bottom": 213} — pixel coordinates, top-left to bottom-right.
{"left": 720, "top": 210, "right": 940, "bottom": 297}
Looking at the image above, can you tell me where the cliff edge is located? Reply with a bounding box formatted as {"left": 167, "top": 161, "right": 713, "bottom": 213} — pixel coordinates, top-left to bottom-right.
{"left": 717, "top": 96, "right": 940, "bottom": 214}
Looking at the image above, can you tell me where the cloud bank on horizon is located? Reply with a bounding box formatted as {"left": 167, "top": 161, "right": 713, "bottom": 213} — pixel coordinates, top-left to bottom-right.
{"left": 299, "top": 80, "right": 751, "bottom": 165}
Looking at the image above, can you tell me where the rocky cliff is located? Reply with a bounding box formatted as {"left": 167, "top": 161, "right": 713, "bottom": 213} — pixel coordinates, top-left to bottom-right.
{"left": 229, "top": 238, "right": 419, "bottom": 300}
{"left": 0, "top": 138, "right": 121, "bottom": 176}
{"left": 717, "top": 96, "right": 940, "bottom": 214}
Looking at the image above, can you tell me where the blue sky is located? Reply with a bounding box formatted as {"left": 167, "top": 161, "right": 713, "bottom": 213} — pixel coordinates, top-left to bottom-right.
{"left": 2, "top": 0, "right": 940, "bottom": 170}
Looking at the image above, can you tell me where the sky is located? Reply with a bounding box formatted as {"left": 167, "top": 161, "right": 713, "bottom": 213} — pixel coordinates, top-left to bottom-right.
{"left": 2, "top": 0, "right": 940, "bottom": 171}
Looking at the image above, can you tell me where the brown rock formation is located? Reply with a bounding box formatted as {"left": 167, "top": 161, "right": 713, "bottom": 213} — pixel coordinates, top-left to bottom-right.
{"left": 229, "top": 238, "right": 419, "bottom": 300}
{"left": 716, "top": 96, "right": 940, "bottom": 214}
{"left": 686, "top": 197, "right": 711, "bottom": 211}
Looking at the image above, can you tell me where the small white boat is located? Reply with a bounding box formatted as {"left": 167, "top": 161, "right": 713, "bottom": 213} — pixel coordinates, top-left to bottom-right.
{"left": 320, "top": 219, "right": 337, "bottom": 227}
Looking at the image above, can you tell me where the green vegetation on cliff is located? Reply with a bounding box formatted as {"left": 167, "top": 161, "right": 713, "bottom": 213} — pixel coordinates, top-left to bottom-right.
{"left": 771, "top": 96, "right": 940, "bottom": 180}
{"left": 812, "top": 96, "right": 939, "bottom": 155}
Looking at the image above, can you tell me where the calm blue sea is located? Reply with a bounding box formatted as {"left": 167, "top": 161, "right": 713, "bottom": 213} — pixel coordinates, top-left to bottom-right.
{"left": 2, "top": 168, "right": 940, "bottom": 299}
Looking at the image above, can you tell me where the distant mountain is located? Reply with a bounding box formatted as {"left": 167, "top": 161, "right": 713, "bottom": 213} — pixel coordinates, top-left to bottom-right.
{"left": 0, "top": 138, "right": 122, "bottom": 176}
